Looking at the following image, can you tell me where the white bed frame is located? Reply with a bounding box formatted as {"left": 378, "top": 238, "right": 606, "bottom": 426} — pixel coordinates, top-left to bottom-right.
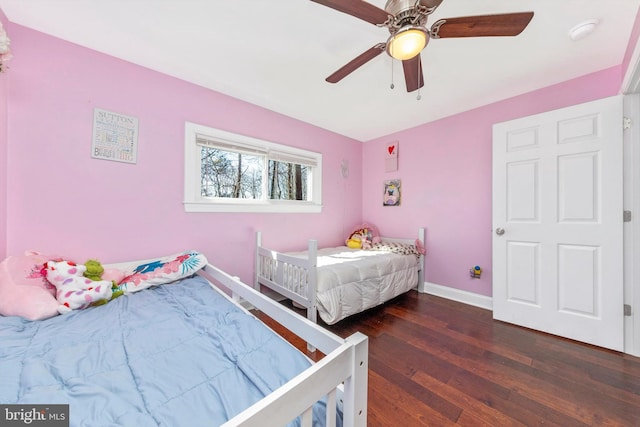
{"left": 198, "top": 264, "right": 368, "bottom": 427}
{"left": 254, "top": 228, "right": 426, "bottom": 326}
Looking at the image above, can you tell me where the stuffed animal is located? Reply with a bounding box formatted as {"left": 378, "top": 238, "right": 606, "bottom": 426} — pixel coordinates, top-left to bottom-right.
{"left": 346, "top": 228, "right": 374, "bottom": 249}
{"left": 46, "top": 260, "right": 113, "bottom": 314}
{"left": 346, "top": 234, "right": 363, "bottom": 249}
{"left": 83, "top": 259, "right": 104, "bottom": 281}
{"left": 360, "top": 228, "right": 373, "bottom": 250}
{"left": 83, "top": 259, "right": 126, "bottom": 303}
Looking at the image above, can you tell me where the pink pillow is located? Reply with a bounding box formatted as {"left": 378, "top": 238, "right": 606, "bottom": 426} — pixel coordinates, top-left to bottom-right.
{"left": 0, "top": 252, "right": 61, "bottom": 320}
{"left": 102, "top": 267, "right": 125, "bottom": 284}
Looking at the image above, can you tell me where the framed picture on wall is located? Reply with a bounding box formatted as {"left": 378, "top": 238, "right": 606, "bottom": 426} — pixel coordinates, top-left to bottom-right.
{"left": 383, "top": 179, "right": 401, "bottom": 206}
{"left": 91, "top": 108, "right": 139, "bottom": 164}
{"left": 385, "top": 142, "right": 398, "bottom": 172}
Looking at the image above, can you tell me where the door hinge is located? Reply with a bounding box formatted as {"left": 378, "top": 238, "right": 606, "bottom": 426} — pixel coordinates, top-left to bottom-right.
{"left": 624, "top": 304, "right": 632, "bottom": 316}
{"left": 624, "top": 116, "right": 632, "bottom": 130}
{"left": 624, "top": 210, "right": 632, "bottom": 222}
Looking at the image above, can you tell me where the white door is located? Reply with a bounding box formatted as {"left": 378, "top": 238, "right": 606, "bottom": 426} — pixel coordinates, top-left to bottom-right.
{"left": 492, "top": 96, "right": 624, "bottom": 351}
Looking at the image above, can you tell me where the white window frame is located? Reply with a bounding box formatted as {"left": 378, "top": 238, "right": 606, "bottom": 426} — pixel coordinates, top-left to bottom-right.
{"left": 184, "top": 122, "right": 322, "bottom": 213}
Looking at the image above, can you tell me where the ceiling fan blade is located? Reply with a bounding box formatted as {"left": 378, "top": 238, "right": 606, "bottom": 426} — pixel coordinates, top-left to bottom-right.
{"left": 326, "top": 43, "right": 385, "bottom": 83}
{"left": 431, "top": 12, "right": 534, "bottom": 39}
{"left": 402, "top": 54, "right": 424, "bottom": 92}
{"left": 420, "top": 0, "right": 444, "bottom": 9}
{"left": 310, "top": 0, "right": 389, "bottom": 25}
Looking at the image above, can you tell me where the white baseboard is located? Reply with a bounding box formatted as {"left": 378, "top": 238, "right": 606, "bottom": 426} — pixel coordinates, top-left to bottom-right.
{"left": 256, "top": 281, "right": 494, "bottom": 314}
{"left": 417, "top": 281, "right": 493, "bottom": 311}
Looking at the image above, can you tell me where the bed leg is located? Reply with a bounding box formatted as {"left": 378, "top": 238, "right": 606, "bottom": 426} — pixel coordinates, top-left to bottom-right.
{"left": 306, "top": 306, "right": 317, "bottom": 353}
{"left": 306, "top": 239, "right": 318, "bottom": 352}
{"left": 342, "top": 332, "right": 369, "bottom": 427}
{"left": 232, "top": 276, "right": 241, "bottom": 305}
{"left": 255, "top": 231, "right": 262, "bottom": 292}
{"left": 417, "top": 227, "right": 426, "bottom": 292}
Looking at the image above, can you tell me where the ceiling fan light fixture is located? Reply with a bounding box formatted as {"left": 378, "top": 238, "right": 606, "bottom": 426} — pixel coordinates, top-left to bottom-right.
{"left": 386, "top": 25, "right": 428, "bottom": 61}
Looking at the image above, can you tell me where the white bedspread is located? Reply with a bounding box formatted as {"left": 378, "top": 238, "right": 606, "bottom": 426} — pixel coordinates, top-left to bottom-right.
{"left": 288, "top": 247, "right": 419, "bottom": 325}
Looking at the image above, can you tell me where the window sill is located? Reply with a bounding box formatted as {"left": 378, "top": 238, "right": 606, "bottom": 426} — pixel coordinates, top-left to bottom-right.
{"left": 183, "top": 201, "right": 322, "bottom": 214}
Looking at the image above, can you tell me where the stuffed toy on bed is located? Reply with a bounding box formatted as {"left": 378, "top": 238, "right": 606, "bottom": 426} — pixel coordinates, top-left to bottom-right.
{"left": 46, "top": 260, "right": 113, "bottom": 314}
{"left": 345, "top": 224, "right": 381, "bottom": 249}
{"left": 83, "top": 259, "right": 126, "bottom": 305}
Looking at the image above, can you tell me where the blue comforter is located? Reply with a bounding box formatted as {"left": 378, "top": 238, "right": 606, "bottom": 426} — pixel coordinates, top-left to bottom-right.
{"left": 0, "top": 276, "right": 335, "bottom": 426}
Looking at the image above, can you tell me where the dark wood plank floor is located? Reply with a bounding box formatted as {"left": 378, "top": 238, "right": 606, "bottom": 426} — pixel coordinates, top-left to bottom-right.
{"left": 255, "top": 291, "right": 640, "bottom": 426}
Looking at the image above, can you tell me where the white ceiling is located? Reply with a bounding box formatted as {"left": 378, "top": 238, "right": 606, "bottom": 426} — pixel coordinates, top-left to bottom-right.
{"left": 0, "top": 0, "right": 638, "bottom": 141}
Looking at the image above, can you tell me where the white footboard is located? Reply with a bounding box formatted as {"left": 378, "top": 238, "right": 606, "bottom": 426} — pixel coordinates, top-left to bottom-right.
{"left": 382, "top": 227, "right": 426, "bottom": 289}
{"left": 200, "top": 265, "right": 367, "bottom": 427}
{"left": 255, "top": 231, "right": 318, "bottom": 324}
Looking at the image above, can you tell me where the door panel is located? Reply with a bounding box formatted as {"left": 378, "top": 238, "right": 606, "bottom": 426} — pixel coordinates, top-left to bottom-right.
{"left": 558, "top": 153, "right": 598, "bottom": 222}
{"left": 506, "top": 241, "right": 540, "bottom": 305}
{"left": 557, "top": 244, "right": 599, "bottom": 316}
{"left": 507, "top": 161, "right": 539, "bottom": 221}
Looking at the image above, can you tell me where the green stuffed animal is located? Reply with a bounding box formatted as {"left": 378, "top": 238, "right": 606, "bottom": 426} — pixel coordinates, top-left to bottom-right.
{"left": 84, "top": 259, "right": 124, "bottom": 303}
{"left": 84, "top": 259, "right": 105, "bottom": 281}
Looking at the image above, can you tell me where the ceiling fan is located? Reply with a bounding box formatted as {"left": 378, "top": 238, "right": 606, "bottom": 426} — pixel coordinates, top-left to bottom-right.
{"left": 312, "top": 0, "right": 534, "bottom": 92}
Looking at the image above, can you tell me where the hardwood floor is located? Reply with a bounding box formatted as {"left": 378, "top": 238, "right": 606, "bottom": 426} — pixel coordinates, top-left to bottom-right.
{"left": 255, "top": 291, "right": 640, "bottom": 426}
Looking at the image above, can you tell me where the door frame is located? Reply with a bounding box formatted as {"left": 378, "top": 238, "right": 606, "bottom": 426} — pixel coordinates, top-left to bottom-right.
{"left": 621, "top": 94, "right": 640, "bottom": 357}
{"left": 622, "top": 41, "right": 640, "bottom": 356}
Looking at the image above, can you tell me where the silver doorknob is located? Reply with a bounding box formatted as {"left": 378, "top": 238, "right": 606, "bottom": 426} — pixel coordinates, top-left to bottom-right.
{"left": 495, "top": 227, "right": 505, "bottom": 236}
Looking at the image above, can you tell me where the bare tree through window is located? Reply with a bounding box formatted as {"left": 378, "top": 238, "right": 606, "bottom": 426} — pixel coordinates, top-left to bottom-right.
{"left": 201, "top": 147, "right": 307, "bottom": 201}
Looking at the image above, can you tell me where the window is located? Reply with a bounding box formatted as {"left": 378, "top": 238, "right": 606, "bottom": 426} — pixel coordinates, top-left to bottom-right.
{"left": 184, "top": 122, "right": 322, "bottom": 213}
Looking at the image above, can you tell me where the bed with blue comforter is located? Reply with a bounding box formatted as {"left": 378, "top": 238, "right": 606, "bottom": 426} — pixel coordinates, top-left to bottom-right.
{"left": 0, "top": 275, "right": 336, "bottom": 426}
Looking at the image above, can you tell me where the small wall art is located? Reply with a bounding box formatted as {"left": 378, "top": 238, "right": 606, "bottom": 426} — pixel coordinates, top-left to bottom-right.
{"left": 92, "top": 108, "right": 139, "bottom": 164}
{"left": 385, "top": 141, "right": 398, "bottom": 172}
{"left": 383, "top": 179, "right": 401, "bottom": 206}
{"left": 341, "top": 159, "right": 349, "bottom": 178}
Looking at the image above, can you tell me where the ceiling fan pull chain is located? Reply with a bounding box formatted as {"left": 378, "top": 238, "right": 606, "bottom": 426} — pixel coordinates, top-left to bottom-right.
{"left": 390, "top": 59, "right": 395, "bottom": 89}
{"left": 416, "top": 58, "right": 422, "bottom": 100}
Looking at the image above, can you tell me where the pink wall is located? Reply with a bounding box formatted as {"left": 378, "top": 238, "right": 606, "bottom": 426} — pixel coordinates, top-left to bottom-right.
{"left": 363, "top": 66, "right": 623, "bottom": 297}
{"left": 0, "top": 10, "right": 8, "bottom": 261}
{"left": 3, "top": 12, "right": 639, "bottom": 298}
{"left": 4, "top": 24, "right": 363, "bottom": 285}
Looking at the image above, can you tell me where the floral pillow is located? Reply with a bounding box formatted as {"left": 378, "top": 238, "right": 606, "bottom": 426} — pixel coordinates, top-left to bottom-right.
{"left": 115, "top": 250, "right": 207, "bottom": 294}
{"left": 369, "top": 241, "right": 425, "bottom": 260}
